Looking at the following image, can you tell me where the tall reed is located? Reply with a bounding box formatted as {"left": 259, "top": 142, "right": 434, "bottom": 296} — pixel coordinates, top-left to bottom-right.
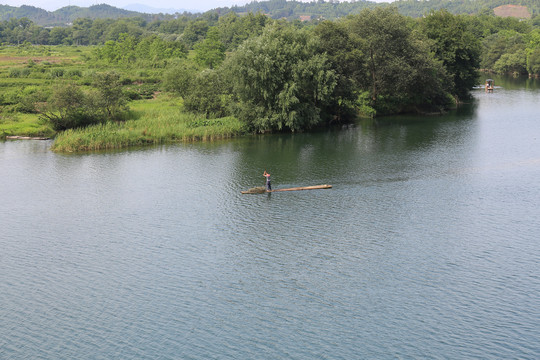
{"left": 51, "top": 105, "right": 245, "bottom": 152}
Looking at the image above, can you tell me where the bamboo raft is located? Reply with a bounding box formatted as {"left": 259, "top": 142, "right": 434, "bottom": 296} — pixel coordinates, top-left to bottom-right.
{"left": 241, "top": 184, "right": 332, "bottom": 194}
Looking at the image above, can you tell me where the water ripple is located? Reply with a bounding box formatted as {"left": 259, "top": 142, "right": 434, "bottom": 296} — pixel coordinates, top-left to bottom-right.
{"left": 2, "top": 87, "right": 540, "bottom": 358}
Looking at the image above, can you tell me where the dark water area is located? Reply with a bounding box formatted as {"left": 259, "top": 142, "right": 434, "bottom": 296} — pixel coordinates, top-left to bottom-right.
{"left": 1, "top": 76, "right": 539, "bottom": 359}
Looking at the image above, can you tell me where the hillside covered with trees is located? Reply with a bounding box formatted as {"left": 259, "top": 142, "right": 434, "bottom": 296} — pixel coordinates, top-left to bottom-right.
{"left": 0, "top": 4, "right": 178, "bottom": 26}
{"left": 1, "top": 0, "right": 539, "bottom": 26}
{"left": 220, "top": 0, "right": 539, "bottom": 20}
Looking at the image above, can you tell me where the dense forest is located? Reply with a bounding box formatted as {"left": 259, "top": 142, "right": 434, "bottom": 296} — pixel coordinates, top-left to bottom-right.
{"left": 1, "top": 3, "right": 538, "bottom": 76}
{"left": 1, "top": 2, "right": 539, "bottom": 149}
{"left": 222, "top": 0, "right": 540, "bottom": 19}
{"left": 1, "top": 0, "right": 539, "bottom": 26}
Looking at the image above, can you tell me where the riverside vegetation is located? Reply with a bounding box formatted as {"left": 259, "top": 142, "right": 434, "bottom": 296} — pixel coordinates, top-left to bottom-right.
{"left": 1, "top": 6, "right": 539, "bottom": 152}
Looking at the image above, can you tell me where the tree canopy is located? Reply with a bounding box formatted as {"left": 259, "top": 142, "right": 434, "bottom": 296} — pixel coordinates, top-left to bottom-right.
{"left": 227, "top": 24, "right": 336, "bottom": 132}
{"left": 419, "top": 9, "right": 482, "bottom": 100}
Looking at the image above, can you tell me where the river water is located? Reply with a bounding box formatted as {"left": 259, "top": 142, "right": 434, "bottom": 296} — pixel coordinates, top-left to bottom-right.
{"left": 1, "top": 75, "right": 539, "bottom": 359}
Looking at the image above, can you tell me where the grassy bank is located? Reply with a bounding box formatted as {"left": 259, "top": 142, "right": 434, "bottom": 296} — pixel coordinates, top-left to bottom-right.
{"left": 51, "top": 96, "right": 246, "bottom": 152}
{"left": 0, "top": 113, "right": 55, "bottom": 139}
{"left": 1, "top": 46, "right": 248, "bottom": 151}
{"left": 0, "top": 47, "right": 244, "bottom": 150}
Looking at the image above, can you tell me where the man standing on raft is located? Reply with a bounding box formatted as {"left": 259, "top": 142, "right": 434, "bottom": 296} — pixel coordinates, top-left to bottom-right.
{"left": 263, "top": 170, "right": 271, "bottom": 191}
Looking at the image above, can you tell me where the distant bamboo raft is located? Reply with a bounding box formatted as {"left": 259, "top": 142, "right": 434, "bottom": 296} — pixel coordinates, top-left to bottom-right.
{"left": 241, "top": 184, "right": 332, "bottom": 194}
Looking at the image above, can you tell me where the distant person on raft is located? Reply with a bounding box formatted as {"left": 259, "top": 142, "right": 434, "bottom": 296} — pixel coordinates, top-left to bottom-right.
{"left": 263, "top": 170, "right": 271, "bottom": 191}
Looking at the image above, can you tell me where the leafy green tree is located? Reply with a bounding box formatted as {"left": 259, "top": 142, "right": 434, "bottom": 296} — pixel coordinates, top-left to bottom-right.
{"left": 36, "top": 29, "right": 49, "bottom": 44}
{"left": 154, "top": 17, "right": 190, "bottom": 34}
{"left": 481, "top": 30, "right": 527, "bottom": 70}
{"left": 96, "top": 40, "right": 120, "bottom": 63}
{"left": 91, "top": 71, "right": 129, "bottom": 120}
{"left": 217, "top": 12, "right": 270, "bottom": 51}
{"left": 88, "top": 18, "right": 114, "bottom": 44}
{"left": 37, "top": 83, "right": 103, "bottom": 131}
{"left": 72, "top": 18, "right": 93, "bottom": 45}
{"left": 347, "top": 8, "right": 409, "bottom": 104}
{"left": 102, "top": 19, "right": 143, "bottom": 42}
{"left": 313, "top": 20, "right": 365, "bottom": 120}
{"left": 183, "top": 68, "right": 230, "bottom": 118}
{"left": 493, "top": 49, "right": 527, "bottom": 75}
{"left": 48, "top": 27, "right": 71, "bottom": 45}
{"left": 116, "top": 33, "right": 138, "bottom": 64}
{"left": 182, "top": 19, "right": 209, "bottom": 48}
{"left": 527, "top": 49, "right": 540, "bottom": 75}
{"left": 162, "top": 60, "right": 199, "bottom": 97}
{"left": 420, "top": 10, "right": 481, "bottom": 101}
{"left": 94, "top": 34, "right": 187, "bottom": 66}
{"left": 532, "top": 15, "right": 540, "bottom": 27}
{"left": 194, "top": 27, "right": 226, "bottom": 69}
{"left": 526, "top": 29, "right": 540, "bottom": 75}
{"left": 345, "top": 8, "right": 451, "bottom": 113}
{"left": 135, "top": 35, "right": 187, "bottom": 67}
{"left": 37, "top": 72, "right": 128, "bottom": 130}
{"left": 227, "top": 24, "right": 336, "bottom": 132}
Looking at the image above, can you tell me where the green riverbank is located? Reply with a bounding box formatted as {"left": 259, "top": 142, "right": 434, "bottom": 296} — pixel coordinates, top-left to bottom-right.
{"left": 51, "top": 96, "right": 246, "bottom": 152}
{"left": 1, "top": 95, "right": 246, "bottom": 152}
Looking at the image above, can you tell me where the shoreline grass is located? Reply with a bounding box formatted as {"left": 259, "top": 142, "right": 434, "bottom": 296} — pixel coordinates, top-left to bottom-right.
{"left": 50, "top": 97, "right": 246, "bottom": 152}
{"left": 1, "top": 47, "right": 244, "bottom": 151}
{"left": 0, "top": 113, "right": 55, "bottom": 139}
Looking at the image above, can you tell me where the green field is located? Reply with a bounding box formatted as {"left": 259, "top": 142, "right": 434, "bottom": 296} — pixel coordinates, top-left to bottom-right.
{"left": 1, "top": 45, "right": 244, "bottom": 151}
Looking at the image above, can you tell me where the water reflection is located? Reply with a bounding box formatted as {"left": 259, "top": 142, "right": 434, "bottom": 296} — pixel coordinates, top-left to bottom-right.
{"left": 478, "top": 72, "right": 540, "bottom": 90}
{"left": 231, "top": 101, "right": 479, "bottom": 193}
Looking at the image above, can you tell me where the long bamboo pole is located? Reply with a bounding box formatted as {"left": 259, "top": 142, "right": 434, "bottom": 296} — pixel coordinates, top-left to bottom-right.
{"left": 241, "top": 184, "right": 332, "bottom": 194}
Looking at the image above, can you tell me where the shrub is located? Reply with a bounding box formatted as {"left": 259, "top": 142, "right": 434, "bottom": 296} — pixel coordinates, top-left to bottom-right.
{"left": 66, "top": 69, "right": 82, "bottom": 78}
{"left": 33, "top": 65, "right": 46, "bottom": 73}
{"left": 1, "top": 89, "right": 21, "bottom": 105}
{"left": 183, "top": 69, "right": 230, "bottom": 118}
{"left": 8, "top": 68, "right": 21, "bottom": 78}
{"left": 15, "top": 86, "right": 48, "bottom": 113}
{"left": 121, "top": 77, "right": 132, "bottom": 85}
{"left": 49, "top": 68, "right": 65, "bottom": 78}
{"left": 20, "top": 68, "right": 31, "bottom": 77}
{"left": 37, "top": 83, "right": 105, "bottom": 130}
{"left": 162, "top": 60, "right": 198, "bottom": 97}
{"left": 37, "top": 74, "right": 129, "bottom": 131}
{"left": 124, "top": 89, "right": 142, "bottom": 100}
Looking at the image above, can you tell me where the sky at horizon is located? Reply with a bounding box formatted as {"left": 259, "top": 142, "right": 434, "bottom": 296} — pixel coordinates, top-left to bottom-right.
{"left": 1, "top": 0, "right": 391, "bottom": 13}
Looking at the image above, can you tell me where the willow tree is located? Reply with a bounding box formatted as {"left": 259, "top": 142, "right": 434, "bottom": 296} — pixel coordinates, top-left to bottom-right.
{"left": 313, "top": 20, "right": 367, "bottom": 121}
{"left": 226, "top": 24, "right": 336, "bottom": 132}
{"left": 526, "top": 29, "right": 540, "bottom": 76}
{"left": 344, "top": 7, "right": 451, "bottom": 114}
{"left": 420, "top": 10, "right": 481, "bottom": 101}
{"left": 194, "top": 27, "right": 226, "bottom": 69}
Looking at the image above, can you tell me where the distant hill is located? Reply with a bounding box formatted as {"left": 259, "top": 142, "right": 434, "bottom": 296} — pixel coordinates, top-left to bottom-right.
{"left": 0, "top": 0, "right": 538, "bottom": 27}
{"left": 392, "top": 0, "right": 538, "bottom": 18}
{"left": 219, "top": 0, "right": 539, "bottom": 20}
{"left": 0, "top": 5, "right": 51, "bottom": 24}
{"left": 0, "top": 3, "right": 172, "bottom": 26}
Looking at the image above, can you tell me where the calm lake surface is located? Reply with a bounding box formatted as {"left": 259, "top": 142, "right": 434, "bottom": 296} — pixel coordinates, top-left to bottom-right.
{"left": 1, "top": 75, "right": 540, "bottom": 359}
